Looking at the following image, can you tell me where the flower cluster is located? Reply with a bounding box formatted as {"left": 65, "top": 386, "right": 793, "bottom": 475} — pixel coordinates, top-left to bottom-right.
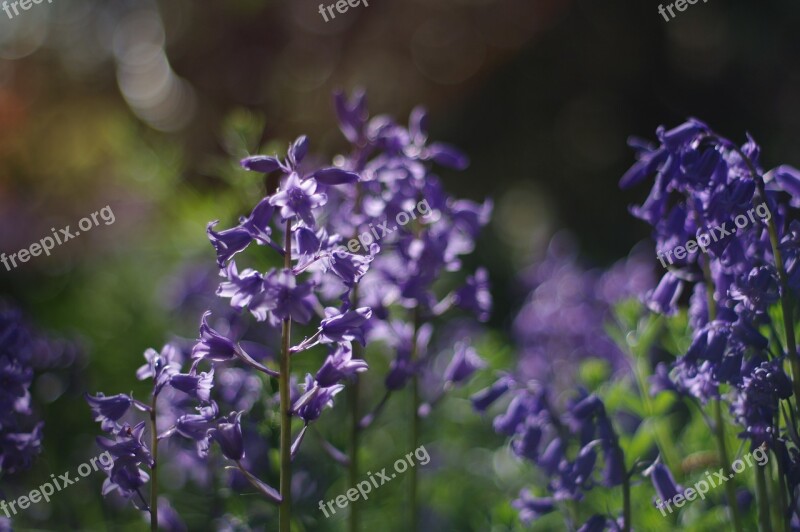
{"left": 225, "top": 134, "right": 373, "bottom": 428}
{"left": 620, "top": 120, "right": 800, "bottom": 527}
{"left": 1, "top": 304, "right": 77, "bottom": 481}
{"left": 620, "top": 120, "right": 800, "bottom": 428}
{"left": 492, "top": 385, "right": 626, "bottom": 530}
{"left": 323, "top": 90, "right": 493, "bottom": 426}
{"left": 0, "top": 307, "right": 44, "bottom": 476}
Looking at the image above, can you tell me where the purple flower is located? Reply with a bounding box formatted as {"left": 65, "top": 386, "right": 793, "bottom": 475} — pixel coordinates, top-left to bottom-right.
{"left": 0, "top": 422, "right": 43, "bottom": 474}
{"left": 136, "top": 344, "right": 180, "bottom": 394}
{"left": 253, "top": 269, "right": 317, "bottom": 325}
{"left": 646, "top": 462, "right": 682, "bottom": 504}
{"left": 471, "top": 375, "right": 513, "bottom": 412}
{"left": 454, "top": 268, "right": 492, "bottom": 322}
{"left": 86, "top": 393, "right": 133, "bottom": 431}
{"left": 191, "top": 312, "right": 271, "bottom": 376}
{"left": 293, "top": 375, "right": 344, "bottom": 423}
{"left": 217, "top": 262, "right": 264, "bottom": 312}
{"left": 210, "top": 412, "right": 245, "bottom": 461}
{"left": 170, "top": 369, "right": 215, "bottom": 402}
{"left": 315, "top": 342, "right": 368, "bottom": 387}
{"left": 319, "top": 307, "right": 373, "bottom": 345}
{"left": 239, "top": 198, "right": 275, "bottom": 246}
{"left": 192, "top": 312, "right": 240, "bottom": 362}
{"left": 443, "top": 343, "right": 486, "bottom": 386}
{"left": 207, "top": 222, "right": 253, "bottom": 267}
{"left": 512, "top": 490, "right": 555, "bottom": 524}
{"left": 269, "top": 173, "right": 327, "bottom": 227}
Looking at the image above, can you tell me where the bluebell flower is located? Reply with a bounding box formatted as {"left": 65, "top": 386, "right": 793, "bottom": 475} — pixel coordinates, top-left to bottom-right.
{"left": 315, "top": 342, "right": 368, "bottom": 387}
{"left": 207, "top": 222, "right": 253, "bottom": 267}
{"left": 646, "top": 462, "right": 682, "bottom": 504}
{"left": 293, "top": 375, "right": 344, "bottom": 424}
{"left": 319, "top": 307, "right": 373, "bottom": 345}
{"left": 253, "top": 269, "right": 317, "bottom": 325}
{"left": 210, "top": 412, "right": 245, "bottom": 461}
{"left": 137, "top": 344, "right": 180, "bottom": 394}
{"left": 443, "top": 343, "right": 486, "bottom": 386}
{"left": 512, "top": 490, "right": 555, "bottom": 524}
{"left": 269, "top": 173, "right": 327, "bottom": 227}
{"left": 471, "top": 375, "right": 513, "bottom": 412}
{"left": 86, "top": 393, "right": 133, "bottom": 431}
{"left": 170, "top": 369, "right": 215, "bottom": 402}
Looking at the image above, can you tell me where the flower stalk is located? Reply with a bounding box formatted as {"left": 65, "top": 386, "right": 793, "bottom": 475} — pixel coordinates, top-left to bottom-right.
{"left": 279, "top": 219, "right": 293, "bottom": 532}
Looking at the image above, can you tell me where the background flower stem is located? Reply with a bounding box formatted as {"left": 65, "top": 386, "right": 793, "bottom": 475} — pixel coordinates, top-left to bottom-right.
{"left": 755, "top": 461, "right": 771, "bottom": 531}
{"left": 409, "top": 307, "right": 421, "bottom": 530}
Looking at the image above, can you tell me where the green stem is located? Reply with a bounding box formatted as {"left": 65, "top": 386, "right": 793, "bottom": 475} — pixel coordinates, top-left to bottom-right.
{"left": 775, "top": 444, "right": 791, "bottom": 532}
{"left": 150, "top": 395, "right": 159, "bottom": 532}
{"left": 348, "top": 278, "right": 363, "bottom": 532}
{"left": 755, "top": 462, "right": 771, "bottom": 532}
{"left": 279, "top": 220, "right": 293, "bottom": 532}
{"left": 632, "top": 344, "right": 681, "bottom": 474}
{"left": 349, "top": 356, "right": 361, "bottom": 532}
{"left": 621, "top": 460, "right": 631, "bottom": 532}
{"left": 713, "top": 400, "right": 743, "bottom": 532}
{"left": 409, "top": 307, "right": 421, "bottom": 531}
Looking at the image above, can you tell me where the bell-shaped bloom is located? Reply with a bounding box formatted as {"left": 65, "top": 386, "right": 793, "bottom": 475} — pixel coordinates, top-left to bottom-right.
{"left": 170, "top": 369, "right": 215, "bottom": 402}
{"left": 646, "top": 462, "right": 682, "bottom": 504}
{"left": 293, "top": 375, "right": 344, "bottom": 423}
{"left": 444, "top": 344, "right": 486, "bottom": 386}
{"left": 207, "top": 222, "right": 253, "bottom": 267}
{"left": 647, "top": 272, "right": 683, "bottom": 316}
{"left": 136, "top": 344, "right": 180, "bottom": 395}
{"left": 241, "top": 155, "right": 283, "bottom": 174}
{"left": 86, "top": 393, "right": 133, "bottom": 431}
{"left": 192, "top": 313, "right": 277, "bottom": 377}
{"left": 269, "top": 173, "right": 327, "bottom": 227}
{"left": 471, "top": 375, "right": 513, "bottom": 412}
{"left": 254, "top": 269, "right": 318, "bottom": 325}
{"left": 210, "top": 412, "right": 244, "bottom": 461}
{"left": 315, "top": 343, "right": 368, "bottom": 387}
{"left": 511, "top": 490, "right": 555, "bottom": 524}
{"left": 175, "top": 402, "right": 219, "bottom": 448}
{"left": 239, "top": 197, "right": 275, "bottom": 247}
{"left": 102, "top": 458, "right": 150, "bottom": 499}
{"left": 191, "top": 312, "right": 240, "bottom": 363}
{"left": 217, "top": 262, "right": 264, "bottom": 312}
{"left": 319, "top": 307, "right": 373, "bottom": 345}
